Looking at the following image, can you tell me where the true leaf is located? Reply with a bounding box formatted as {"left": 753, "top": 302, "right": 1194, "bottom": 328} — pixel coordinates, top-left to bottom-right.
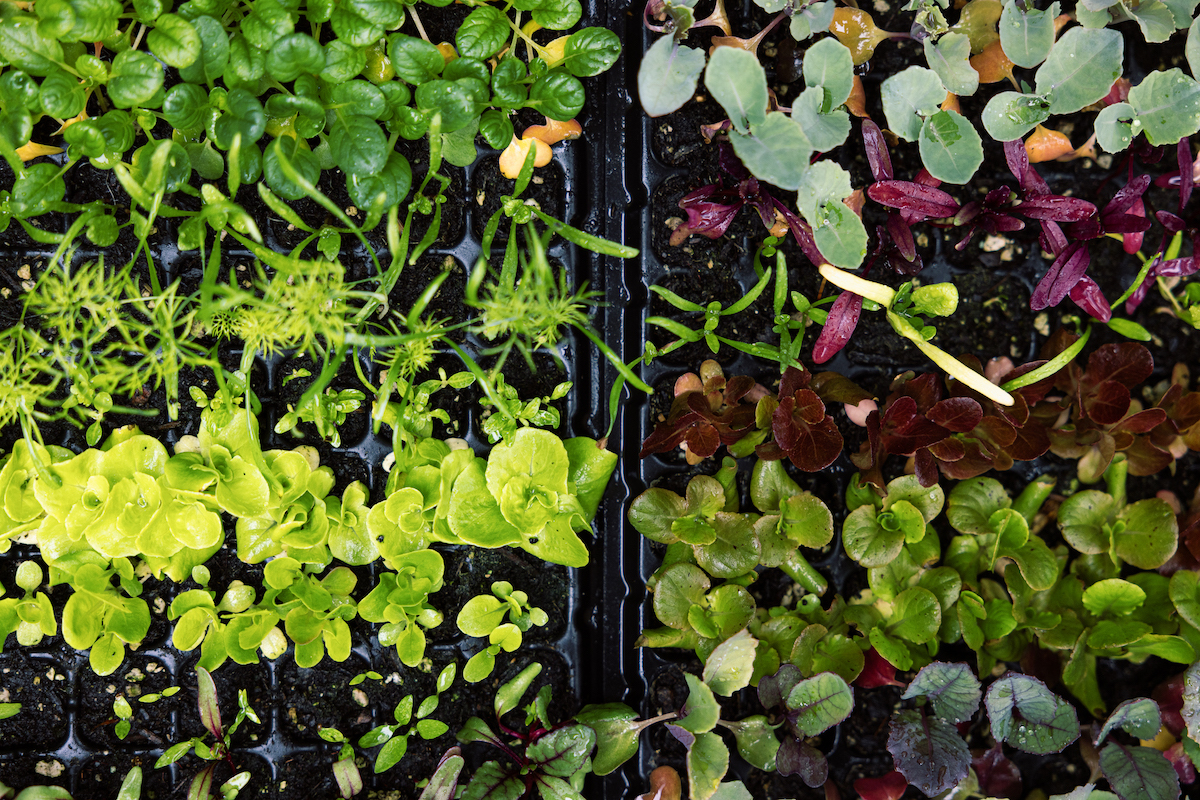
{"left": 919, "top": 109, "right": 984, "bottom": 184}
{"left": 903, "top": 662, "right": 982, "bottom": 723}
{"left": 639, "top": 36, "right": 704, "bottom": 118}
{"left": 881, "top": 66, "right": 945, "bottom": 142}
{"left": 705, "top": 46, "right": 768, "bottom": 133}
{"left": 729, "top": 112, "right": 813, "bottom": 190}
{"left": 923, "top": 33, "right": 978, "bottom": 96}
{"left": 888, "top": 709, "right": 970, "bottom": 795}
{"left": 981, "top": 91, "right": 1052, "bottom": 140}
{"left": 702, "top": 628, "right": 757, "bottom": 696}
{"left": 1128, "top": 69, "right": 1200, "bottom": 146}
{"left": 985, "top": 673, "right": 1080, "bottom": 754}
{"left": 1099, "top": 742, "right": 1181, "bottom": 800}
{"left": 999, "top": 0, "right": 1059, "bottom": 68}
{"left": 687, "top": 731, "right": 730, "bottom": 800}
{"left": 1034, "top": 26, "right": 1124, "bottom": 114}
{"left": 784, "top": 672, "right": 854, "bottom": 736}
{"left": 1096, "top": 698, "right": 1162, "bottom": 746}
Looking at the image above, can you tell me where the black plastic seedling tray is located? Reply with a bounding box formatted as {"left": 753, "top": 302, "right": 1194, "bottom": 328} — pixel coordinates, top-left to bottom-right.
{"left": 3, "top": 0, "right": 1200, "bottom": 797}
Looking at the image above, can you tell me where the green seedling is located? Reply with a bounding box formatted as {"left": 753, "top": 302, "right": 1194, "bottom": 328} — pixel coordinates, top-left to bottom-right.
{"left": 156, "top": 668, "right": 256, "bottom": 800}
{"left": 357, "top": 662, "right": 455, "bottom": 774}
{"left": 458, "top": 582, "right": 550, "bottom": 683}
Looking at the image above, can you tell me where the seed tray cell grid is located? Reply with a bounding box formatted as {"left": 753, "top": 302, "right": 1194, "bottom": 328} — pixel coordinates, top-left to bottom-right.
{"left": 0, "top": 8, "right": 627, "bottom": 786}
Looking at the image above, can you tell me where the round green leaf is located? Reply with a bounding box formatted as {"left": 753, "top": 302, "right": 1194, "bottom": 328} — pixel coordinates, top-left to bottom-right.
{"left": 528, "top": 72, "right": 585, "bottom": 121}
{"left": 147, "top": 13, "right": 200, "bottom": 69}
{"left": 1034, "top": 26, "right": 1124, "bottom": 114}
{"left": 881, "top": 65, "right": 945, "bottom": 142}
{"left": 919, "top": 109, "right": 983, "bottom": 184}
{"left": 1128, "top": 68, "right": 1200, "bottom": 146}
{"left": 107, "top": 49, "right": 164, "bottom": 109}
{"left": 705, "top": 46, "right": 768, "bottom": 134}
{"left": 999, "top": 0, "right": 1060, "bottom": 68}
{"left": 388, "top": 33, "right": 443, "bottom": 84}
{"left": 331, "top": 114, "right": 386, "bottom": 177}
{"left": 266, "top": 33, "right": 325, "bottom": 82}
{"left": 890, "top": 586, "right": 942, "bottom": 644}
{"left": 639, "top": 36, "right": 705, "bottom": 118}
{"left": 729, "top": 112, "right": 812, "bottom": 191}
{"left": 178, "top": 15, "right": 229, "bottom": 83}
{"left": 456, "top": 6, "right": 507, "bottom": 59}
{"left": 563, "top": 27, "right": 621, "bottom": 77}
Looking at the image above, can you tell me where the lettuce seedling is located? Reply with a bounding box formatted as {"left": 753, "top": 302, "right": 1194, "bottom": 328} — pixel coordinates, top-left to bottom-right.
{"left": 0, "top": 561, "right": 56, "bottom": 650}
{"left": 457, "top": 581, "right": 549, "bottom": 683}
{"left": 445, "top": 428, "right": 617, "bottom": 569}
{"left": 261, "top": 557, "right": 359, "bottom": 668}
{"left": 842, "top": 473, "right": 945, "bottom": 568}
{"left": 58, "top": 561, "right": 149, "bottom": 676}
{"left": 357, "top": 662, "right": 454, "bottom": 774}
{"left": 358, "top": 553, "right": 445, "bottom": 668}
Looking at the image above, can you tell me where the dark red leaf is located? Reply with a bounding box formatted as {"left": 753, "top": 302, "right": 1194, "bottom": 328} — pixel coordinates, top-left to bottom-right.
{"left": 775, "top": 200, "right": 830, "bottom": 267}
{"left": 1166, "top": 742, "right": 1197, "bottom": 785}
{"left": 1040, "top": 219, "right": 1068, "bottom": 256}
{"left": 724, "top": 375, "right": 756, "bottom": 404}
{"left": 927, "top": 436, "right": 967, "bottom": 462}
{"left": 813, "top": 291, "right": 863, "bottom": 364}
{"left": 777, "top": 737, "right": 828, "bottom": 788}
{"left": 1119, "top": 407, "right": 1169, "bottom": 433}
{"left": 914, "top": 169, "right": 941, "bottom": 188}
{"left": 1087, "top": 343, "right": 1155, "bottom": 387}
{"left": 1157, "top": 209, "right": 1187, "bottom": 233}
{"left": 780, "top": 366, "right": 813, "bottom": 397}
{"left": 683, "top": 424, "right": 721, "bottom": 458}
{"left": 1016, "top": 195, "right": 1097, "bottom": 222}
{"left": 1153, "top": 674, "right": 1187, "bottom": 737}
{"left": 1156, "top": 257, "right": 1199, "bottom": 278}
{"left": 1084, "top": 380, "right": 1132, "bottom": 425}
{"left": 883, "top": 412, "right": 952, "bottom": 457}
{"left": 1007, "top": 421, "right": 1051, "bottom": 461}
{"left": 671, "top": 197, "right": 743, "bottom": 244}
{"left": 1167, "top": 391, "right": 1200, "bottom": 429}
{"left": 1031, "top": 242, "right": 1090, "bottom": 310}
{"left": 771, "top": 392, "right": 843, "bottom": 471}
{"left": 887, "top": 213, "right": 916, "bottom": 260}
{"left": 857, "top": 647, "right": 906, "bottom": 688}
{"left": 868, "top": 180, "right": 961, "bottom": 219}
{"left": 973, "top": 743, "right": 1023, "bottom": 799}
{"left": 862, "top": 119, "right": 893, "bottom": 180}
{"left": 1005, "top": 138, "right": 1049, "bottom": 197}
{"left": 898, "top": 373, "right": 944, "bottom": 411}
{"left": 927, "top": 397, "right": 984, "bottom": 432}
{"left": 1124, "top": 435, "right": 1173, "bottom": 476}
{"left": 1104, "top": 174, "right": 1152, "bottom": 216}
{"left": 1068, "top": 275, "right": 1112, "bottom": 322}
{"left": 914, "top": 447, "right": 939, "bottom": 486}
{"left": 938, "top": 438, "right": 1002, "bottom": 479}
{"left": 854, "top": 771, "right": 908, "bottom": 800}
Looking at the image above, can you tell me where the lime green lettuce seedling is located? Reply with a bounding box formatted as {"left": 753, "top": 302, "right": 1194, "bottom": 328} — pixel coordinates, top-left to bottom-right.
{"left": 457, "top": 581, "right": 549, "bottom": 682}
{"left": 0, "top": 561, "right": 56, "bottom": 649}
{"left": 446, "top": 428, "right": 618, "bottom": 568}
{"left": 358, "top": 550, "right": 445, "bottom": 667}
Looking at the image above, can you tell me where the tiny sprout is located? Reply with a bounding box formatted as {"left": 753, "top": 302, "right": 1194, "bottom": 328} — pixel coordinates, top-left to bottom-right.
{"left": 350, "top": 671, "right": 384, "bottom": 686}
{"left": 114, "top": 695, "right": 133, "bottom": 740}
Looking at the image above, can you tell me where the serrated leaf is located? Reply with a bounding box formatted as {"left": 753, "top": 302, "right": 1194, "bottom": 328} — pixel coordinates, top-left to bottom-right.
{"left": 903, "top": 662, "right": 982, "bottom": 723}
{"left": 687, "top": 731, "right": 730, "bottom": 800}
{"left": 639, "top": 37, "right": 705, "bottom": 117}
{"left": 888, "top": 709, "right": 971, "bottom": 795}
{"left": 703, "top": 629, "right": 757, "bottom": 696}
{"left": 1034, "top": 26, "right": 1124, "bottom": 114}
{"left": 705, "top": 46, "right": 768, "bottom": 133}
{"left": 919, "top": 109, "right": 983, "bottom": 184}
{"left": 986, "top": 673, "right": 1080, "bottom": 754}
